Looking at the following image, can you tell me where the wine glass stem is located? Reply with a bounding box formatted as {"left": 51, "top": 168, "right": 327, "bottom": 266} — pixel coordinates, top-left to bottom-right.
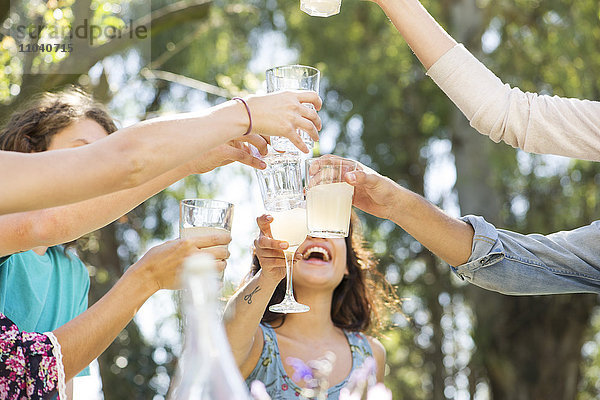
{"left": 284, "top": 251, "right": 295, "bottom": 300}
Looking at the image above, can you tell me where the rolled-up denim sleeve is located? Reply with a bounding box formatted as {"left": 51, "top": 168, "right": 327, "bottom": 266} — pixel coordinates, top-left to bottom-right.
{"left": 453, "top": 215, "right": 600, "bottom": 295}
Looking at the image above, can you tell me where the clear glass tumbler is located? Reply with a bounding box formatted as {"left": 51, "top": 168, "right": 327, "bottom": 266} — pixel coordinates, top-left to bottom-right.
{"left": 305, "top": 157, "right": 357, "bottom": 238}
{"left": 265, "top": 65, "right": 320, "bottom": 154}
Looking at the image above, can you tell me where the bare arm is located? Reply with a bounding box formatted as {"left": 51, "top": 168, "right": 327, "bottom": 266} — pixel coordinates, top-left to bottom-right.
{"left": 374, "top": 0, "right": 456, "bottom": 69}
{"left": 0, "top": 165, "right": 188, "bottom": 256}
{"left": 224, "top": 271, "right": 281, "bottom": 377}
{"left": 386, "top": 184, "right": 474, "bottom": 266}
{"left": 0, "top": 139, "right": 268, "bottom": 256}
{"left": 0, "top": 91, "right": 322, "bottom": 215}
{"left": 223, "top": 215, "right": 287, "bottom": 377}
{"left": 55, "top": 231, "right": 232, "bottom": 381}
{"left": 343, "top": 159, "right": 473, "bottom": 266}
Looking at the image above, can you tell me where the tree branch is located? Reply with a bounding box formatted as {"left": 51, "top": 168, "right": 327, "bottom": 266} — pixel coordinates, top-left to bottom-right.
{"left": 141, "top": 69, "right": 233, "bottom": 99}
{"left": 2, "top": 0, "right": 213, "bottom": 115}
{"left": 47, "top": 0, "right": 212, "bottom": 80}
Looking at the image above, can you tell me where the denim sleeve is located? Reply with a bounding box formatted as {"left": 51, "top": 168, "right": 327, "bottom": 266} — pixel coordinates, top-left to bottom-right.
{"left": 453, "top": 215, "right": 600, "bottom": 295}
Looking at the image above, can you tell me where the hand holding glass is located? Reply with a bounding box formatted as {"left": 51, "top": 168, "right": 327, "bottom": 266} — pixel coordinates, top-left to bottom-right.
{"left": 180, "top": 199, "right": 234, "bottom": 271}
{"left": 266, "top": 65, "right": 320, "bottom": 153}
{"left": 255, "top": 151, "right": 310, "bottom": 313}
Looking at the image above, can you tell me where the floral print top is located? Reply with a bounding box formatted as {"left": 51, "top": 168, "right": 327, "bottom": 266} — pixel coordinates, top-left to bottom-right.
{"left": 246, "top": 323, "right": 374, "bottom": 400}
{"left": 0, "top": 312, "right": 63, "bottom": 399}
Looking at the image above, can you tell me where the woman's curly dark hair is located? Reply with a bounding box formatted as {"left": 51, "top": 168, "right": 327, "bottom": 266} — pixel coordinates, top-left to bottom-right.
{"left": 249, "top": 213, "right": 399, "bottom": 335}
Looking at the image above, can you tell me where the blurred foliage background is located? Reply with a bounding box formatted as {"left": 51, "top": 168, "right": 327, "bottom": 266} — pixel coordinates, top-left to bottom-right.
{"left": 1, "top": 0, "right": 599, "bottom": 399}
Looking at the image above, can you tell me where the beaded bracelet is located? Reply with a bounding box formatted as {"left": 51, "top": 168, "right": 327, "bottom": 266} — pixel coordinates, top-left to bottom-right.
{"left": 232, "top": 97, "right": 252, "bottom": 136}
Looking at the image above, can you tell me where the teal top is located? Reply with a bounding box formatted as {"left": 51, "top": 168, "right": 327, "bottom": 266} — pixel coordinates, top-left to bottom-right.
{"left": 0, "top": 246, "right": 90, "bottom": 377}
{"left": 246, "top": 323, "right": 374, "bottom": 399}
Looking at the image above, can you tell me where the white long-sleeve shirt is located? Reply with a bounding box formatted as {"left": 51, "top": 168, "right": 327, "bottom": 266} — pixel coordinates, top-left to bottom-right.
{"left": 426, "top": 44, "right": 600, "bottom": 162}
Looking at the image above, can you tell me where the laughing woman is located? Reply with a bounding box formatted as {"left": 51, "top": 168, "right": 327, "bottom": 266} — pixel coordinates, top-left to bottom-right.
{"left": 224, "top": 214, "right": 398, "bottom": 399}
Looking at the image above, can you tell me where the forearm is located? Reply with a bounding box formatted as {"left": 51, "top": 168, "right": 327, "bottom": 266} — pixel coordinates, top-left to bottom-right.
{"left": 0, "top": 100, "right": 248, "bottom": 215}
{"left": 376, "top": 0, "right": 456, "bottom": 69}
{"left": 0, "top": 147, "right": 139, "bottom": 215}
{"left": 388, "top": 186, "right": 474, "bottom": 266}
{"left": 0, "top": 165, "right": 190, "bottom": 256}
{"left": 114, "top": 100, "right": 248, "bottom": 183}
{"left": 53, "top": 267, "right": 154, "bottom": 381}
{"left": 223, "top": 271, "right": 279, "bottom": 365}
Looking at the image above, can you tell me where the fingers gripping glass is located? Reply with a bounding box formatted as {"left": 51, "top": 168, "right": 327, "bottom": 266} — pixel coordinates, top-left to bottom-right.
{"left": 265, "top": 65, "right": 320, "bottom": 154}
{"left": 255, "top": 151, "right": 310, "bottom": 313}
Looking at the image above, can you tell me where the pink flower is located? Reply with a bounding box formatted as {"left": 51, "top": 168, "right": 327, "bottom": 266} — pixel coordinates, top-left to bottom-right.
{"left": 29, "top": 340, "right": 51, "bottom": 354}
{"left": 281, "top": 383, "right": 288, "bottom": 391}
{"left": 5, "top": 355, "right": 26, "bottom": 376}
{"left": 22, "top": 332, "right": 44, "bottom": 342}
{"left": 0, "top": 377, "right": 11, "bottom": 394}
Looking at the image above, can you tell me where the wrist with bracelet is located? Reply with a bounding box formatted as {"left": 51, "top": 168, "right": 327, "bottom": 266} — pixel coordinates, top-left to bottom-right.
{"left": 232, "top": 97, "right": 252, "bottom": 136}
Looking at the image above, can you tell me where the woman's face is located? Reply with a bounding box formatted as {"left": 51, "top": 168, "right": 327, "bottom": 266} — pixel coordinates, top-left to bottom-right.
{"left": 293, "top": 236, "right": 348, "bottom": 291}
{"left": 47, "top": 118, "right": 109, "bottom": 151}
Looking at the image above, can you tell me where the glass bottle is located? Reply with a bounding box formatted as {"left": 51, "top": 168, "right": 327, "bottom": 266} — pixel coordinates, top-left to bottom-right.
{"left": 168, "top": 254, "right": 251, "bottom": 400}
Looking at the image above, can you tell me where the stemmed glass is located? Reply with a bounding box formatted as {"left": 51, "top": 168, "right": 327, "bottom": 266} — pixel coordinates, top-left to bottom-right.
{"left": 255, "top": 151, "right": 310, "bottom": 313}
{"left": 267, "top": 199, "right": 310, "bottom": 313}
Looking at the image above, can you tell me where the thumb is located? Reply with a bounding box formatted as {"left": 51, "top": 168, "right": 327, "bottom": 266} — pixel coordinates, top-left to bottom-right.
{"left": 344, "top": 170, "right": 377, "bottom": 187}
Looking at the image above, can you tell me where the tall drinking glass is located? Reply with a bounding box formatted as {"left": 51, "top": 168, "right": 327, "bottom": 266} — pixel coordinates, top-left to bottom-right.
{"left": 255, "top": 151, "right": 310, "bottom": 313}
{"left": 266, "top": 65, "right": 320, "bottom": 153}
{"left": 305, "top": 157, "right": 356, "bottom": 238}
{"left": 180, "top": 199, "right": 234, "bottom": 240}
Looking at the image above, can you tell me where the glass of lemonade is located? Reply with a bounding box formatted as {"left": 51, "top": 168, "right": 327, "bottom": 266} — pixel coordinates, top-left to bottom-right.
{"left": 305, "top": 157, "right": 356, "bottom": 238}
{"left": 265, "top": 65, "right": 320, "bottom": 153}
{"left": 179, "top": 199, "right": 234, "bottom": 241}
{"left": 255, "top": 151, "right": 310, "bottom": 313}
{"left": 300, "top": 0, "right": 341, "bottom": 17}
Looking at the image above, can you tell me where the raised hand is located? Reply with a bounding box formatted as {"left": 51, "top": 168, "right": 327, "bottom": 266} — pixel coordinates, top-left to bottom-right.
{"left": 340, "top": 158, "right": 401, "bottom": 220}
{"left": 245, "top": 91, "right": 323, "bottom": 153}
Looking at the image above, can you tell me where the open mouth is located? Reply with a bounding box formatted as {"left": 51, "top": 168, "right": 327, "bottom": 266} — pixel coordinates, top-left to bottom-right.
{"left": 302, "top": 246, "right": 331, "bottom": 263}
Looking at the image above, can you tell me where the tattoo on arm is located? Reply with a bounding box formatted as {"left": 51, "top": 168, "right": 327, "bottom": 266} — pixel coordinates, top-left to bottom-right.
{"left": 243, "top": 286, "right": 261, "bottom": 305}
